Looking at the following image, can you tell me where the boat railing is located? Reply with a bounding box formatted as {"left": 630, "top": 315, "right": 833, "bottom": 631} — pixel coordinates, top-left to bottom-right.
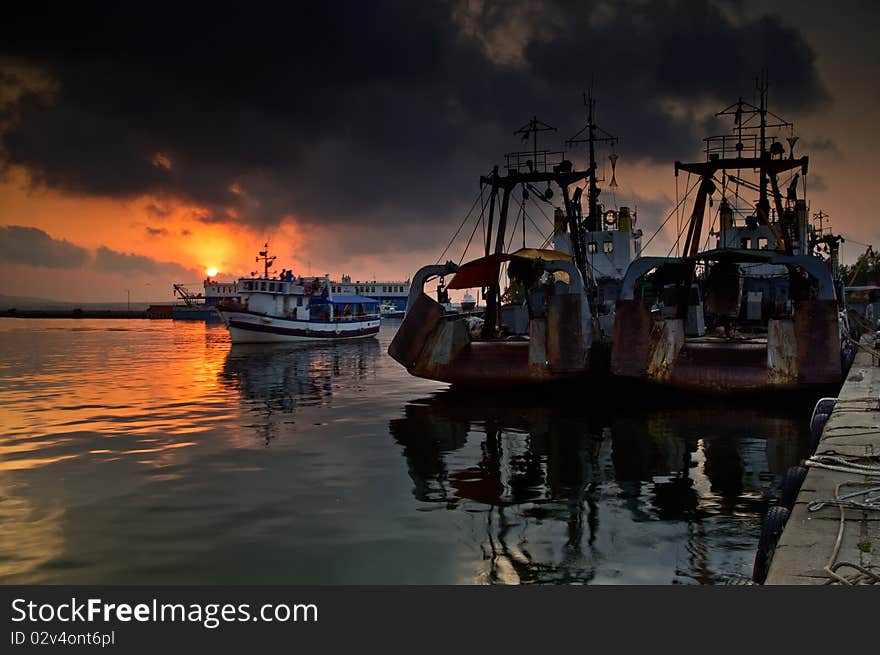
{"left": 503, "top": 149, "right": 567, "bottom": 175}
{"left": 332, "top": 312, "right": 381, "bottom": 322}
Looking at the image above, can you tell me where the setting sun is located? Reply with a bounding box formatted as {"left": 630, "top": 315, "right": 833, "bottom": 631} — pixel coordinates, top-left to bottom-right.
{"left": 206, "top": 268, "right": 218, "bottom": 278}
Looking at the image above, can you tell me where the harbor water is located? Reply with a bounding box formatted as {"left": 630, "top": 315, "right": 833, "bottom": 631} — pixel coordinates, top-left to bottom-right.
{"left": 0, "top": 319, "right": 819, "bottom": 584}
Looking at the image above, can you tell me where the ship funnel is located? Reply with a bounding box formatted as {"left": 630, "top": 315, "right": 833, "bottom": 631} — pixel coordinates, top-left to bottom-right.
{"left": 618, "top": 206, "right": 631, "bottom": 232}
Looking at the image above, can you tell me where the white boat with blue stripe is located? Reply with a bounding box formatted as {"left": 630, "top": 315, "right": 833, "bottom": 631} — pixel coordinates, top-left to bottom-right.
{"left": 216, "top": 245, "right": 381, "bottom": 344}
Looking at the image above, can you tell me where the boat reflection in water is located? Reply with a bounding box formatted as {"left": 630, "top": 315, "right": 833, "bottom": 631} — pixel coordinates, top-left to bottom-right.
{"left": 390, "top": 388, "right": 812, "bottom": 584}
{"left": 220, "top": 338, "right": 381, "bottom": 446}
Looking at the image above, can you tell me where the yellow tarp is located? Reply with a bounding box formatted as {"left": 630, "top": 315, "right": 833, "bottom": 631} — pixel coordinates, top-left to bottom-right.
{"left": 510, "top": 248, "right": 573, "bottom": 262}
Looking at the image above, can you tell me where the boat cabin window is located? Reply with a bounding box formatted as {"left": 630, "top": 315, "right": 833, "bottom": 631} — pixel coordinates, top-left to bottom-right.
{"left": 297, "top": 297, "right": 303, "bottom": 307}
{"left": 587, "top": 241, "right": 598, "bottom": 254}
{"left": 603, "top": 241, "right": 614, "bottom": 254}
{"left": 260, "top": 282, "right": 267, "bottom": 291}
{"left": 740, "top": 238, "right": 751, "bottom": 249}
{"left": 758, "top": 237, "right": 769, "bottom": 249}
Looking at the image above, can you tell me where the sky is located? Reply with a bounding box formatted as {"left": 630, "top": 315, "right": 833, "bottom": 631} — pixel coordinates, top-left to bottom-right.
{"left": 1, "top": 0, "right": 878, "bottom": 303}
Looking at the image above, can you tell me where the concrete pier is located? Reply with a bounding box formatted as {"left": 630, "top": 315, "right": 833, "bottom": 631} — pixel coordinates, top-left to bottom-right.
{"left": 766, "top": 339, "right": 880, "bottom": 584}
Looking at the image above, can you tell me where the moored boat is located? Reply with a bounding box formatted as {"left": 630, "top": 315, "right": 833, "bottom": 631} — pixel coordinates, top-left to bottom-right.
{"left": 216, "top": 245, "right": 380, "bottom": 343}
{"left": 390, "top": 98, "right": 639, "bottom": 387}
{"left": 611, "top": 79, "right": 853, "bottom": 393}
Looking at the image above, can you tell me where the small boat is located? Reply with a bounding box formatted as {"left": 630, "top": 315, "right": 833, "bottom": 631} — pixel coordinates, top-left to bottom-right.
{"left": 611, "top": 79, "right": 853, "bottom": 393}
{"left": 216, "top": 245, "right": 380, "bottom": 343}
{"left": 380, "top": 301, "right": 406, "bottom": 318}
{"left": 460, "top": 292, "right": 477, "bottom": 312}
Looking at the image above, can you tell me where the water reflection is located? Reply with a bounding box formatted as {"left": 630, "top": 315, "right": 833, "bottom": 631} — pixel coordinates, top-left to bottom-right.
{"left": 219, "top": 339, "right": 381, "bottom": 446}
{"left": 0, "top": 319, "right": 819, "bottom": 584}
{"left": 391, "top": 388, "right": 812, "bottom": 584}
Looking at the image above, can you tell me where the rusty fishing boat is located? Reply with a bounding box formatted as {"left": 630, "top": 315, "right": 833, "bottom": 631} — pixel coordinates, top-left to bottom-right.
{"left": 611, "top": 79, "right": 853, "bottom": 393}
{"left": 390, "top": 98, "right": 641, "bottom": 387}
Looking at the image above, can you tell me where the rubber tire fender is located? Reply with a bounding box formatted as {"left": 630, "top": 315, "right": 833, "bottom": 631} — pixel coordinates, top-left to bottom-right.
{"left": 809, "top": 412, "right": 830, "bottom": 454}
{"left": 752, "top": 506, "right": 791, "bottom": 584}
{"left": 779, "top": 465, "right": 808, "bottom": 511}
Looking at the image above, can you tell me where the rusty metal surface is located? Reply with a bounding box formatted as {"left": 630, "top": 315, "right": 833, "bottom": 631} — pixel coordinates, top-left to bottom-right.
{"left": 645, "top": 319, "right": 685, "bottom": 382}
{"left": 410, "top": 340, "right": 584, "bottom": 387}
{"left": 670, "top": 338, "right": 771, "bottom": 392}
{"left": 610, "top": 299, "right": 652, "bottom": 376}
{"left": 387, "top": 293, "right": 444, "bottom": 367}
{"left": 546, "top": 294, "right": 588, "bottom": 373}
{"left": 528, "top": 317, "right": 547, "bottom": 365}
{"left": 612, "top": 293, "right": 845, "bottom": 392}
{"left": 767, "top": 319, "right": 798, "bottom": 384}
{"left": 392, "top": 289, "right": 594, "bottom": 387}
{"left": 426, "top": 319, "right": 470, "bottom": 366}
{"left": 794, "top": 300, "right": 842, "bottom": 384}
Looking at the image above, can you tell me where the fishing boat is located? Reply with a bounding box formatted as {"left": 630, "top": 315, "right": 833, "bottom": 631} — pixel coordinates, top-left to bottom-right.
{"left": 611, "top": 78, "right": 853, "bottom": 393}
{"left": 216, "top": 245, "right": 380, "bottom": 343}
{"left": 389, "top": 97, "right": 640, "bottom": 387}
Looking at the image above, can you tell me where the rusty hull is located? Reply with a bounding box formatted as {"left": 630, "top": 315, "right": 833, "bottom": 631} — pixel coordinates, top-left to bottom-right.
{"left": 388, "top": 293, "right": 591, "bottom": 388}
{"left": 611, "top": 298, "right": 842, "bottom": 393}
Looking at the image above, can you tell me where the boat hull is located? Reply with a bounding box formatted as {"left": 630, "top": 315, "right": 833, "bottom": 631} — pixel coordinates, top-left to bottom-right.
{"left": 611, "top": 298, "right": 845, "bottom": 393}
{"left": 172, "top": 305, "right": 221, "bottom": 321}
{"left": 218, "top": 310, "right": 380, "bottom": 344}
{"left": 388, "top": 291, "right": 597, "bottom": 389}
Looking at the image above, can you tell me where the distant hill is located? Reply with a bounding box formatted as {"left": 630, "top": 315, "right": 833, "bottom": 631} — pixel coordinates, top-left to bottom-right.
{"left": 0, "top": 294, "right": 154, "bottom": 311}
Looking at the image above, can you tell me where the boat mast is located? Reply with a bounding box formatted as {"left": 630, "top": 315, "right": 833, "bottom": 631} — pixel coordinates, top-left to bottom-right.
{"left": 478, "top": 116, "right": 591, "bottom": 338}
{"left": 256, "top": 243, "right": 276, "bottom": 278}
{"left": 758, "top": 73, "right": 769, "bottom": 227}
{"left": 566, "top": 89, "right": 618, "bottom": 232}
{"left": 676, "top": 76, "right": 807, "bottom": 257}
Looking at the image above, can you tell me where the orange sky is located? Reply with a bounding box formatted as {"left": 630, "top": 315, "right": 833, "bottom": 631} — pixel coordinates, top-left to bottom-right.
{"left": 0, "top": 162, "right": 433, "bottom": 302}
{"left": 1, "top": 3, "right": 878, "bottom": 303}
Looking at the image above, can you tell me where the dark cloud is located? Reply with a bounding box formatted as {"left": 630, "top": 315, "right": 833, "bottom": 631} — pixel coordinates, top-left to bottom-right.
{"left": 0, "top": 1, "right": 828, "bottom": 257}
{"left": 0, "top": 225, "right": 90, "bottom": 268}
{"left": 144, "top": 226, "right": 168, "bottom": 237}
{"left": 92, "top": 246, "right": 194, "bottom": 278}
{"left": 145, "top": 202, "right": 173, "bottom": 219}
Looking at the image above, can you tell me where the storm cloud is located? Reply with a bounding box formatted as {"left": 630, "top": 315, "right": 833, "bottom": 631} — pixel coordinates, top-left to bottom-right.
{"left": 92, "top": 246, "right": 195, "bottom": 278}
{"left": 0, "top": 225, "right": 198, "bottom": 279}
{"left": 0, "top": 225, "right": 90, "bottom": 268}
{"left": 0, "top": 1, "right": 828, "bottom": 254}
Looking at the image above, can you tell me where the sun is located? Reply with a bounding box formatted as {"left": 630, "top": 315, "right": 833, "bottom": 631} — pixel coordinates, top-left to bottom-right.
{"left": 206, "top": 267, "right": 218, "bottom": 278}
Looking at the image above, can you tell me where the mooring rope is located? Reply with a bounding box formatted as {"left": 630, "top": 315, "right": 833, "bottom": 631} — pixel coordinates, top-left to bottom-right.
{"left": 846, "top": 335, "right": 880, "bottom": 361}
{"left": 804, "top": 453, "right": 880, "bottom": 585}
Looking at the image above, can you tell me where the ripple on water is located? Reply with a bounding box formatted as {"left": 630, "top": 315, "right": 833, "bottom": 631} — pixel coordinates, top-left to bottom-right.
{"left": 0, "top": 319, "right": 818, "bottom": 583}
